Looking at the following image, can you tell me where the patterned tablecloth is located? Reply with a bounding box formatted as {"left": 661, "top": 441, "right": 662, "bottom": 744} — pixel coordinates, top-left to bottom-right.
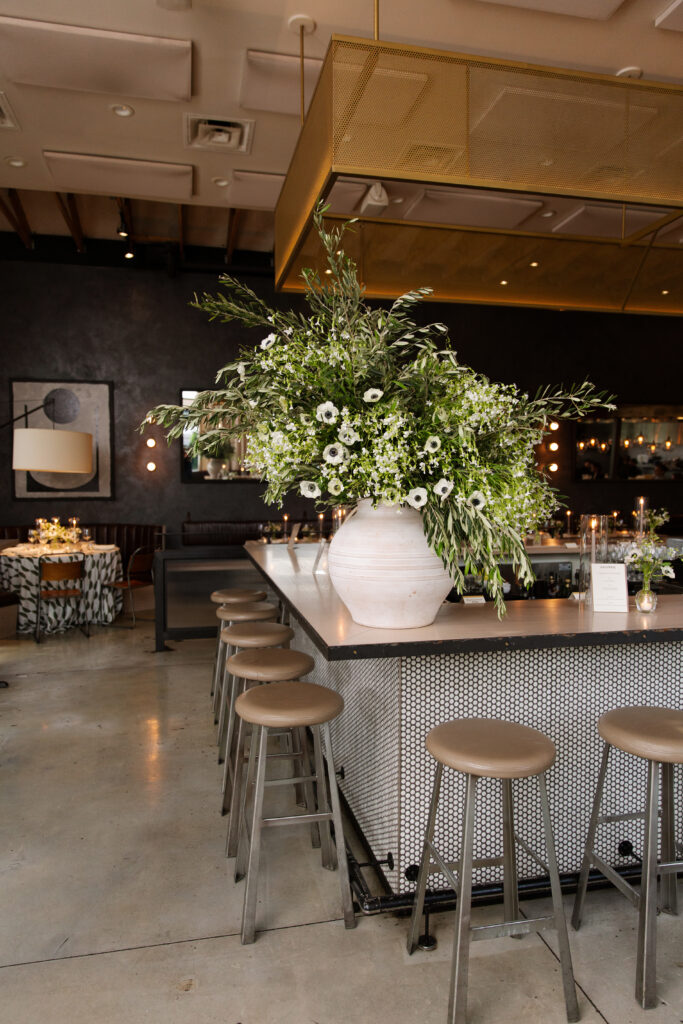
{"left": 0, "top": 544, "right": 123, "bottom": 635}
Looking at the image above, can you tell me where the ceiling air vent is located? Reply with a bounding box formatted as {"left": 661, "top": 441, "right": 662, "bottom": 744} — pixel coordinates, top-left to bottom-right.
{"left": 185, "top": 114, "right": 254, "bottom": 152}
{"left": 0, "top": 90, "right": 19, "bottom": 129}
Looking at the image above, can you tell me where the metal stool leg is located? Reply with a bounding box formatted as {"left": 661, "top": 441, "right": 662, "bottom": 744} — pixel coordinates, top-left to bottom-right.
{"left": 312, "top": 723, "right": 335, "bottom": 870}
{"left": 448, "top": 773, "right": 478, "bottom": 1024}
{"left": 216, "top": 645, "right": 235, "bottom": 760}
{"left": 538, "top": 774, "right": 580, "bottom": 1023}
{"left": 322, "top": 721, "right": 356, "bottom": 929}
{"left": 297, "top": 726, "right": 321, "bottom": 849}
{"left": 572, "top": 742, "right": 611, "bottom": 930}
{"left": 227, "top": 703, "right": 249, "bottom": 859}
{"left": 660, "top": 761, "right": 678, "bottom": 916}
{"left": 213, "top": 635, "right": 228, "bottom": 720}
{"left": 502, "top": 777, "right": 521, "bottom": 932}
{"left": 234, "top": 718, "right": 258, "bottom": 881}
{"left": 636, "top": 759, "right": 660, "bottom": 1009}
{"left": 407, "top": 762, "right": 444, "bottom": 954}
{"left": 241, "top": 725, "right": 269, "bottom": 944}
{"left": 220, "top": 673, "right": 244, "bottom": 815}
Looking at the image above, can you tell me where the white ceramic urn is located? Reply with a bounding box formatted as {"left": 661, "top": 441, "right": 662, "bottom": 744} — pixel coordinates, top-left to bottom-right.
{"left": 328, "top": 499, "right": 453, "bottom": 628}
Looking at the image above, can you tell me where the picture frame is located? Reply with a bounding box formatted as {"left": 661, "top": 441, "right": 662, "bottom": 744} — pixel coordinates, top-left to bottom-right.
{"left": 11, "top": 378, "right": 115, "bottom": 500}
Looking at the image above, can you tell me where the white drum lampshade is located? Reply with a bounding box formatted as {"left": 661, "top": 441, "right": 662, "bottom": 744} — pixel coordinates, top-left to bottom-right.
{"left": 12, "top": 428, "right": 93, "bottom": 474}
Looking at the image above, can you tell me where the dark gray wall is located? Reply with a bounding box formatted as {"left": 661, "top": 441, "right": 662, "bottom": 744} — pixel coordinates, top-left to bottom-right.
{"left": 2, "top": 258, "right": 682, "bottom": 532}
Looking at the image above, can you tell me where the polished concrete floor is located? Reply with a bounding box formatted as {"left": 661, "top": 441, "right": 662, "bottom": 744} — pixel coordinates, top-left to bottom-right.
{"left": 1, "top": 619, "right": 681, "bottom": 1024}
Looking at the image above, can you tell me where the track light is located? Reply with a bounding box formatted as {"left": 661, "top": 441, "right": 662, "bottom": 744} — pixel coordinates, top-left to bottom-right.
{"left": 117, "top": 215, "right": 129, "bottom": 239}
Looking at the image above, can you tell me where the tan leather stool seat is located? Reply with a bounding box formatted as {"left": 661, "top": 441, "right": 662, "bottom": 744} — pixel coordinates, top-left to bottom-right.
{"left": 427, "top": 718, "right": 556, "bottom": 779}
{"left": 216, "top": 601, "right": 278, "bottom": 623}
{"left": 221, "top": 621, "right": 294, "bottom": 648}
{"left": 598, "top": 706, "right": 683, "bottom": 764}
{"left": 211, "top": 588, "right": 267, "bottom": 604}
{"left": 235, "top": 680, "right": 343, "bottom": 728}
{"left": 228, "top": 647, "right": 314, "bottom": 682}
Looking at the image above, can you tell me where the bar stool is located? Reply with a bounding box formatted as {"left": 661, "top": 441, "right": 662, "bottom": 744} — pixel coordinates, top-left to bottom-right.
{"left": 407, "top": 718, "right": 579, "bottom": 1024}
{"left": 212, "top": 601, "right": 278, "bottom": 723}
{"left": 224, "top": 647, "right": 316, "bottom": 859}
{"left": 233, "top": 679, "right": 356, "bottom": 944}
{"left": 572, "top": 706, "right": 683, "bottom": 1010}
{"left": 217, "top": 620, "right": 294, "bottom": 811}
{"left": 209, "top": 588, "right": 267, "bottom": 700}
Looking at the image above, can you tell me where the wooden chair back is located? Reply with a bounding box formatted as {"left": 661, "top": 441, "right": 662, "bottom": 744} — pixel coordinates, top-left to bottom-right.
{"left": 40, "top": 558, "right": 84, "bottom": 583}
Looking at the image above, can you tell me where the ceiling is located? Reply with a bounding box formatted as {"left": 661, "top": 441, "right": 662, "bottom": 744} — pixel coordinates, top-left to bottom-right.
{"left": 0, "top": 0, "right": 681, "bottom": 275}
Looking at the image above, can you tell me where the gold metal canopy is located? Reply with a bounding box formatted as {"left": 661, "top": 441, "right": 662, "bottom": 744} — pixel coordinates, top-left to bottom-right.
{"left": 274, "top": 35, "right": 683, "bottom": 315}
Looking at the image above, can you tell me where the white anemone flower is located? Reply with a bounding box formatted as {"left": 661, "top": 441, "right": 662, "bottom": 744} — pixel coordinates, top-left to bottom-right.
{"left": 425, "top": 436, "right": 441, "bottom": 453}
{"left": 363, "top": 388, "right": 384, "bottom": 403}
{"left": 434, "top": 478, "right": 453, "bottom": 499}
{"left": 328, "top": 478, "right": 344, "bottom": 496}
{"left": 323, "top": 443, "right": 347, "bottom": 465}
{"left": 300, "top": 480, "right": 321, "bottom": 498}
{"left": 662, "top": 564, "right": 675, "bottom": 578}
{"left": 236, "top": 362, "right": 246, "bottom": 378}
{"left": 339, "top": 423, "right": 360, "bottom": 445}
{"left": 316, "top": 401, "right": 339, "bottom": 424}
{"left": 468, "top": 490, "right": 486, "bottom": 510}
{"left": 406, "top": 487, "right": 428, "bottom": 509}
{"left": 260, "top": 333, "right": 277, "bottom": 350}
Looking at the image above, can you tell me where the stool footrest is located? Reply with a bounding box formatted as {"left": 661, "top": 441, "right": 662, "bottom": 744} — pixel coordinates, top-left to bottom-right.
{"left": 262, "top": 811, "right": 333, "bottom": 829}
{"left": 472, "top": 915, "right": 556, "bottom": 942}
{"left": 599, "top": 810, "right": 646, "bottom": 825}
{"left": 264, "top": 774, "right": 316, "bottom": 788}
{"left": 590, "top": 854, "right": 640, "bottom": 908}
{"left": 658, "top": 859, "right": 683, "bottom": 876}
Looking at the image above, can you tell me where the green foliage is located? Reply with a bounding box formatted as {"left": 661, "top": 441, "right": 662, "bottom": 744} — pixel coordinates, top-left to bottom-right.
{"left": 145, "top": 204, "right": 614, "bottom": 616}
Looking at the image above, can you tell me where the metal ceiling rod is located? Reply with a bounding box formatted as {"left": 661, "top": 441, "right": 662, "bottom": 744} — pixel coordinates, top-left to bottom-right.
{"left": 0, "top": 189, "right": 33, "bottom": 249}
{"left": 55, "top": 192, "right": 85, "bottom": 253}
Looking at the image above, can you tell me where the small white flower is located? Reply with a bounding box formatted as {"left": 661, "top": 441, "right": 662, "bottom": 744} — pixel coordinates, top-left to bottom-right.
{"left": 339, "top": 424, "right": 360, "bottom": 445}
{"left": 468, "top": 490, "right": 486, "bottom": 510}
{"left": 363, "top": 388, "right": 384, "bottom": 403}
{"left": 662, "top": 564, "right": 675, "bottom": 578}
{"left": 316, "top": 401, "right": 339, "bottom": 424}
{"left": 323, "top": 443, "right": 347, "bottom": 465}
{"left": 300, "top": 480, "right": 321, "bottom": 498}
{"left": 328, "top": 478, "right": 344, "bottom": 496}
{"left": 424, "top": 436, "right": 441, "bottom": 453}
{"left": 434, "top": 478, "right": 453, "bottom": 499}
{"left": 406, "top": 487, "right": 428, "bottom": 509}
{"left": 236, "top": 362, "right": 246, "bottom": 378}
{"left": 260, "top": 333, "right": 277, "bottom": 350}
{"left": 300, "top": 413, "right": 313, "bottom": 425}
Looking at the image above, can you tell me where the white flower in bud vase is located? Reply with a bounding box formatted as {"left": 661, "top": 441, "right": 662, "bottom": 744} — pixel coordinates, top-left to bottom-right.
{"left": 316, "top": 401, "right": 339, "bottom": 424}
{"left": 407, "top": 487, "right": 428, "bottom": 509}
{"left": 425, "top": 436, "right": 441, "bottom": 453}
{"left": 662, "top": 564, "right": 675, "bottom": 578}
{"left": 434, "top": 478, "right": 453, "bottom": 499}
{"left": 363, "top": 388, "right": 383, "bottom": 403}
{"left": 260, "top": 333, "right": 277, "bottom": 350}
{"left": 300, "top": 480, "right": 321, "bottom": 498}
{"left": 339, "top": 424, "right": 360, "bottom": 445}
{"left": 328, "top": 478, "right": 344, "bottom": 496}
{"left": 323, "top": 443, "right": 347, "bottom": 465}
{"left": 469, "top": 490, "right": 486, "bottom": 510}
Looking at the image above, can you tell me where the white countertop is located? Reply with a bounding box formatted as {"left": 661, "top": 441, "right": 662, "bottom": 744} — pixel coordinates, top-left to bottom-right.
{"left": 245, "top": 542, "right": 683, "bottom": 660}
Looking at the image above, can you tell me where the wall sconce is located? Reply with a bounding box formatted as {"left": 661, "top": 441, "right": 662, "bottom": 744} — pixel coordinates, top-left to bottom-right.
{"left": 146, "top": 461, "right": 157, "bottom": 472}
{"left": 146, "top": 438, "right": 156, "bottom": 448}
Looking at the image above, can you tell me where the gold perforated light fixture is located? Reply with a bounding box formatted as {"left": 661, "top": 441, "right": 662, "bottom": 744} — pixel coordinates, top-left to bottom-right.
{"left": 275, "top": 35, "right": 683, "bottom": 315}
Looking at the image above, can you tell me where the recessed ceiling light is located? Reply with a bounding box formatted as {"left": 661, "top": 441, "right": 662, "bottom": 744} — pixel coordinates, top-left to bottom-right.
{"left": 529, "top": 261, "right": 539, "bottom": 267}
{"left": 540, "top": 210, "right": 556, "bottom": 219}
{"left": 500, "top": 280, "right": 508, "bottom": 286}
{"left": 4, "top": 156, "right": 26, "bottom": 167}
{"left": 661, "top": 289, "right": 670, "bottom": 295}
{"left": 211, "top": 177, "right": 230, "bottom": 187}
{"left": 110, "top": 104, "right": 135, "bottom": 118}
{"left": 124, "top": 249, "right": 135, "bottom": 259}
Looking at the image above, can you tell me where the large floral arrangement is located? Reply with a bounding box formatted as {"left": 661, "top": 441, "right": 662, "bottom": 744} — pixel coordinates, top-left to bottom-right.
{"left": 624, "top": 509, "right": 680, "bottom": 592}
{"left": 147, "top": 207, "right": 612, "bottom": 614}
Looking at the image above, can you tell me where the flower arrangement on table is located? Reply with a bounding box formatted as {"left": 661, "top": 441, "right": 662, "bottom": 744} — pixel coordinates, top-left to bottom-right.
{"left": 39, "top": 519, "right": 81, "bottom": 547}
{"left": 624, "top": 509, "right": 680, "bottom": 594}
{"left": 145, "top": 205, "right": 613, "bottom": 615}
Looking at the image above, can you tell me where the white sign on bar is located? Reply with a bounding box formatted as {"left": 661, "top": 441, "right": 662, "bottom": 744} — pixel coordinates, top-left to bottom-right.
{"left": 591, "top": 563, "right": 629, "bottom": 613}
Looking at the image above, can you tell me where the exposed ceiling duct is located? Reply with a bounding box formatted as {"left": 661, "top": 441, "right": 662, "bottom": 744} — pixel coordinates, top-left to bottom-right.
{"left": 274, "top": 36, "right": 683, "bottom": 315}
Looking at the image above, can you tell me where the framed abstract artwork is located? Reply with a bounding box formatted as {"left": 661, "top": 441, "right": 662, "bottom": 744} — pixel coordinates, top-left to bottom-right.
{"left": 11, "top": 379, "right": 114, "bottom": 500}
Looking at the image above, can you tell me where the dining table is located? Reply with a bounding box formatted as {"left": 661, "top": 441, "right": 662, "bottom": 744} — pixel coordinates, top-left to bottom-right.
{"left": 0, "top": 542, "right": 123, "bottom": 635}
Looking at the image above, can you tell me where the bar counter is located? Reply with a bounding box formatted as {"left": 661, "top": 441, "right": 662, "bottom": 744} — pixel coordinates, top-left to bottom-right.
{"left": 245, "top": 542, "right": 683, "bottom": 903}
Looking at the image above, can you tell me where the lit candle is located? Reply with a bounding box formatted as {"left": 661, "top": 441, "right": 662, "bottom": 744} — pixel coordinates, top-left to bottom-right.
{"left": 566, "top": 510, "right": 571, "bottom": 534}
{"left": 318, "top": 512, "right": 324, "bottom": 539}
{"left": 590, "top": 516, "right": 597, "bottom": 562}
{"left": 283, "top": 513, "right": 289, "bottom": 541}
{"left": 51, "top": 516, "right": 60, "bottom": 525}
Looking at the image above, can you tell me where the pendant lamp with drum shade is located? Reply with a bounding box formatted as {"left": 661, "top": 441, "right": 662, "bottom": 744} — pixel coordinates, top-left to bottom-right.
{"left": 4, "top": 389, "right": 93, "bottom": 474}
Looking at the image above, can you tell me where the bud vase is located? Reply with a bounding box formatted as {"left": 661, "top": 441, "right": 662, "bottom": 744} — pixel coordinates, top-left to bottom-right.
{"left": 635, "top": 588, "right": 657, "bottom": 613}
{"left": 328, "top": 499, "right": 453, "bottom": 628}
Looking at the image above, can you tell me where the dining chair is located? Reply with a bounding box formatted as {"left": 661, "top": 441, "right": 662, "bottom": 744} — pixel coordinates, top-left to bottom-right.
{"left": 35, "top": 556, "right": 88, "bottom": 643}
{"left": 100, "top": 546, "right": 154, "bottom": 628}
